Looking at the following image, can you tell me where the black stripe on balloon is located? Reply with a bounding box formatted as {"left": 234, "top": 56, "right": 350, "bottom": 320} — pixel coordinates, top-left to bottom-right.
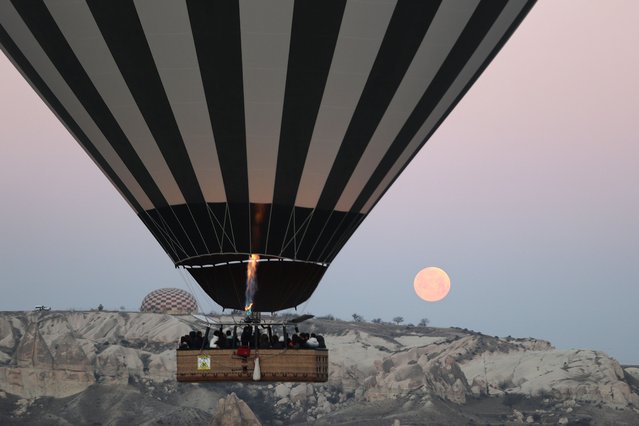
{"left": 87, "top": 0, "right": 215, "bottom": 254}
{"left": 354, "top": 0, "right": 537, "bottom": 217}
{"left": 0, "top": 22, "right": 145, "bottom": 215}
{"left": 187, "top": 0, "right": 249, "bottom": 252}
{"left": 150, "top": 204, "right": 231, "bottom": 260}
{"left": 295, "top": 208, "right": 332, "bottom": 261}
{"left": 350, "top": 0, "right": 511, "bottom": 214}
{"left": 297, "top": 0, "right": 440, "bottom": 260}
{"left": 265, "top": 204, "right": 290, "bottom": 257}
{"left": 208, "top": 203, "right": 234, "bottom": 253}
{"left": 319, "top": 211, "right": 366, "bottom": 263}
{"left": 329, "top": 2, "right": 536, "bottom": 257}
{"left": 305, "top": 210, "right": 349, "bottom": 261}
{"left": 272, "top": 0, "right": 346, "bottom": 207}
{"left": 315, "top": 0, "right": 441, "bottom": 212}
{"left": 228, "top": 203, "right": 250, "bottom": 253}
{"left": 250, "top": 203, "right": 271, "bottom": 254}
{"left": 267, "top": 0, "right": 346, "bottom": 257}
{"left": 280, "top": 206, "right": 313, "bottom": 259}
{"left": 10, "top": 0, "right": 168, "bottom": 209}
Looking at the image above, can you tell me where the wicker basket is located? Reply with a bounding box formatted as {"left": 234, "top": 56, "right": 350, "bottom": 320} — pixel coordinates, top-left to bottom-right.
{"left": 176, "top": 348, "right": 328, "bottom": 382}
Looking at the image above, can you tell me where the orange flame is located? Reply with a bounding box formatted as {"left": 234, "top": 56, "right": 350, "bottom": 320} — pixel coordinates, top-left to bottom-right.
{"left": 247, "top": 254, "right": 259, "bottom": 281}
{"left": 244, "top": 254, "right": 260, "bottom": 314}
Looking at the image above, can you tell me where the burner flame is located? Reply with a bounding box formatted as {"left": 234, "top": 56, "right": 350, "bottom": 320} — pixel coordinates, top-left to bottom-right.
{"left": 244, "top": 254, "right": 259, "bottom": 315}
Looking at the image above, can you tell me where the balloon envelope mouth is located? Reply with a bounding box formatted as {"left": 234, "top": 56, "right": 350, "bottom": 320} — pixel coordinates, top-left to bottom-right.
{"left": 179, "top": 253, "right": 329, "bottom": 312}
{"left": 176, "top": 253, "right": 329, "bottom": 269}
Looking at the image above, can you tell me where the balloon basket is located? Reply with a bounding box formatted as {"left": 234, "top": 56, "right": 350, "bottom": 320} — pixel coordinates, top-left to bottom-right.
{"left": 176, "top": 348, "right": 328, "bottom": 382}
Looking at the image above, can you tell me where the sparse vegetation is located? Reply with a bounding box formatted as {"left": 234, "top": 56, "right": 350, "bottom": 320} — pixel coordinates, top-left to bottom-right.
{"left": 352, "top": 313, "right": 364, "bottom": 322}
{"left": 97, "top": 304, "right": 104, "bottom": 311}
{"left": 371, "top": 318, "right": 382, "bottom": 324}
{"left": 418, "top": 318, "right": 430, "bottom": 327}
{"left": 392, "top": 316, "right": 404, "bottom": 325}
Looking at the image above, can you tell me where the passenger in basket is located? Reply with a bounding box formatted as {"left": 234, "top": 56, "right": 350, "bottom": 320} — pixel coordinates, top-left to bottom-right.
{"left": 216, "top": 330, "right": 227, "bottom": 349}
{"left": 271, "top": 334, "right": 283, "bottom": 349}
{"left": 306, "top": 333, "right": 319, "bottom": 348}
{"left": 194, "top": 331, "right": 204, "bottom": 349}
{"left": 302, "top": 333, "right": 311, "bottom": 347}
{"left": 259, "top": 333, "right": 270, "bottom": 348}
{"left": 178, "top": 335, "right": 190, "bottom": 349}
{"left": 187, "top": 331, "right": 197, "bottom": 349}
{"left": 211, "top": 330, "right": 221, "bottom": 348}
{"left": 291, "top": 333, "right": 303, "bottom": 349}
{"left": 315, "top": 333, "right": 326, "bottom": 349}
{"left": 202, "top": 327, "right": 210, "bottom": 349}
{"left": 241, "top": 325, "right": 253, "bottom": 347}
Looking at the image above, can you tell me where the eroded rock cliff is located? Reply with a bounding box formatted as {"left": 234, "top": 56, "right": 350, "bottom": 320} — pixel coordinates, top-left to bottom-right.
{"left": 0, "top": 311, "right": 637, "bottom": 425}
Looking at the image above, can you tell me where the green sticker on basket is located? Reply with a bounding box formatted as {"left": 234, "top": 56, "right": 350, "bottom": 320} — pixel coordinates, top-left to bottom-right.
{"left": 197, "top": 355, "right": 211, "bottom": 370}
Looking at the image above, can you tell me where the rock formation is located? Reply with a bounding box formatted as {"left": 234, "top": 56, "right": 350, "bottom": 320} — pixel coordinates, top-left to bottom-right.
{"left": 211, "top": 392, "right": 261, "bottom": 426}
{"left": 0, "top": 311, "right": 637, "bottom": 425}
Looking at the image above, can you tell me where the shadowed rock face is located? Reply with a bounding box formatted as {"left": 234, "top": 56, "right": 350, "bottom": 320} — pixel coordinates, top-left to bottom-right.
{"left": 0, "top": 311, "right": 638, "bottom": 425}
{"left": 1, "top": 313, "right": 95, "bottom": 399}
{"left": 15, "top": 322, "right": 55, "bottom": 368}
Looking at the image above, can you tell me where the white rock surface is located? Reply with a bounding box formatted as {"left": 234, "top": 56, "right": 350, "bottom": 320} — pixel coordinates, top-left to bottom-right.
{"left": 211, "top": 392, "right": 261, "bottom": 426}
{"left": 461, "top": 348, "right": 639, "bottom": 408}
{"left": 274, "top": 383, "right": 290, "bottom": 398}
{"left": 0, "top": 317, "right": 15, "bottom": 349}
{"left": 0, "top": 310, "right": 637, "bottom": 416}
{"left": 289, "top": 384, "right": 308, "bottom": 403}
{"left": 0, "top": 312, "right": 189, "bottom": 398}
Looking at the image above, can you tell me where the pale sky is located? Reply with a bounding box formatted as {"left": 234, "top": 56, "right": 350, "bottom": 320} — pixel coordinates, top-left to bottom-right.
{"left": 1, "top": 1, "right": 638, "bottom": 363}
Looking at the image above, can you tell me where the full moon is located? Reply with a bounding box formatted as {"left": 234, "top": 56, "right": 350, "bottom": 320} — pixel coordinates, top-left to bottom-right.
{"left": 414, "top": 267, "right": 451, "bottom": 302}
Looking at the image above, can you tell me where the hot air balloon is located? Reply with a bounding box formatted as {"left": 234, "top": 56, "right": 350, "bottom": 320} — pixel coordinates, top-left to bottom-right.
{"left": 0, "top": 0, "right": 534, "bottom": 313}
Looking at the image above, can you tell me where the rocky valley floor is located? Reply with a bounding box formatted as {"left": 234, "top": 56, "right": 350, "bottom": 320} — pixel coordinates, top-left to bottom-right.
{"left": 1, "top": 311, "right": 638, "bottom": 425}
